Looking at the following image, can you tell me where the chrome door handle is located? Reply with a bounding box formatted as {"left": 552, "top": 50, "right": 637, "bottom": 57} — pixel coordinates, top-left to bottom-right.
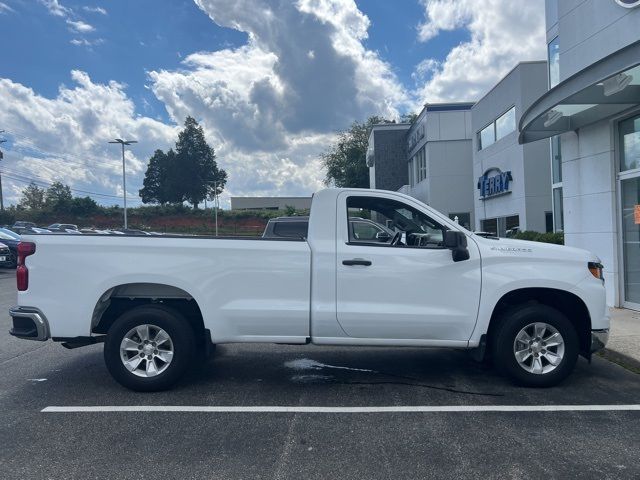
{"left": 342, "top": 259, "right": 372, "bottom": 266}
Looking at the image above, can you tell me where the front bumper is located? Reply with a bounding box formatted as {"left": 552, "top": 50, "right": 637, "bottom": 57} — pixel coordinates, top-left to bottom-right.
{"left": 590, "top": 329, "right": 609, "bottom": 353}
{"left": 9, "top": 307, "right": 50, "bottom": 341}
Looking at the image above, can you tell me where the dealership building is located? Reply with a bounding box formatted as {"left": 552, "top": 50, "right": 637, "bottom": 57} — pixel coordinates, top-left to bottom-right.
{"left": 519, "top": 0, "right": 640, "bottom": 308}
{"left": 366, "top": 0, "right": 640, "bottom": 309}
{"left": 473, "top": 61, "right": 552, "bottom": 236}
{"left": 367, "top": 103, "right": 475, "bottom": 229}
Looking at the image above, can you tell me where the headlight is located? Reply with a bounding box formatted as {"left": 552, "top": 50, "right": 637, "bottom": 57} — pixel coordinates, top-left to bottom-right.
{"left": 588, "top": 262, "right": 604, "bottom": 282}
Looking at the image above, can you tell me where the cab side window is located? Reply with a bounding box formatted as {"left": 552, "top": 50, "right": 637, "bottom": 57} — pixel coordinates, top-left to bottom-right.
{"left": 346, "top": 196, "right": 446, "bottom": 248}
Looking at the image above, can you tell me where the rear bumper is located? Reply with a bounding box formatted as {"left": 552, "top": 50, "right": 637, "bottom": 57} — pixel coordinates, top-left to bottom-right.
{"left": 590, "top": 329, "right": 609, "bottom": 353}
{"left": 9, "top": 307, "right": 50, "bottom": 341}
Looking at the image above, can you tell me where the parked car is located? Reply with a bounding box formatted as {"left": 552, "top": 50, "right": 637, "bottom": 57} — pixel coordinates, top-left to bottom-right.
{"left": 0, "top": 228, "right": 20, "bottom": 266}
{"left": 263, "top": 215, "right": 394, "bottom": 243}
{"left": 8, "top": 188, "right": 609, "bottom": 391}
{"left": 11, "top": 221, "right": 37, "bottom": 234}
{"left": 0, "top": 242, "right": 13, "bottom": 268}
{"left": 120, "top": 229, "right": 151, "bottom": 236}
{"left": 47, "top": 223, "right": 79, "bottom": 232}
{"left": 27, "top": 227, "right": 52, "bottom": 234}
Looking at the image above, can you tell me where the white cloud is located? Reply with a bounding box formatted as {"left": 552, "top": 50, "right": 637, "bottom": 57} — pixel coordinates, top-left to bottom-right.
{"left": 82, "top": 6, "right": 107, "bottom": 15}
{"left": 70, "top": 38, "right": 104, "bottom": 47}
{"left": 147, "top": 0, "right": 411, "bottom": 200}
{"left": 2, "top": 0, "right": 549, "bottom": 207}
{"left": 414, "top": 0, "right": 546, "bottom": 103}
{"left": 0, "top": 2, "right": 14, "bottom": 14}
{"left": 40, "top": 0, "right": 98, "bottom": 46}
{"left": 66, "top": 19, "right": 95, "bottom": 33}
{"left": 0, "top": 72, "right": 177, "bottom": 205}
{"left": 40, "top": 0, "right": 69, "bottom": 17}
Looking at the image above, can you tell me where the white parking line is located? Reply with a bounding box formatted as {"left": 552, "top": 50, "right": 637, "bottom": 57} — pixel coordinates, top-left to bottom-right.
{"left": 42, "top": 404, "right": 640, "bottom": 413}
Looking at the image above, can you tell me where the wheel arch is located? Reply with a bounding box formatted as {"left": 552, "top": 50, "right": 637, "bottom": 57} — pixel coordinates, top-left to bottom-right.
{"left": 91, "top": 282, "right": 207, "bottom": 345}
{"left": 486, "top": 287, "right": 592, "bottom": 358}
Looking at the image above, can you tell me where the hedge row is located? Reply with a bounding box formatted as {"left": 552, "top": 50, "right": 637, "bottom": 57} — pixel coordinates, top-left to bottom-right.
{"left": 510, "top": 230, "right": 564, "bottom": 245}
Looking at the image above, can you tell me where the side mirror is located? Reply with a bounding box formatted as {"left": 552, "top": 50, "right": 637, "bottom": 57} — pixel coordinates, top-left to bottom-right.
{"left": 444, "top": 230, "right": 470, "bottom": 262}
{"left": 376, "top": 231, "right": 391, "bottom": 242}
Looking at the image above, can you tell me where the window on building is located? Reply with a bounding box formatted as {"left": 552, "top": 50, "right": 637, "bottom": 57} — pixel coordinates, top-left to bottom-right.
{"left": 548, "top": 36, "right": 560, "bottom": 89}
{"left": 408, "top": 158, "right": 414, "bottom": 186}
{"left": 553, "top": 187, "right": 564, "bottom": 232}
{"left": 418, "top": 148, "right": 427, "bottom": 182}
{"left": 620, "top": 114, "right": 640, "bottom": 172}
{"left": 346, "top": 196, "right": 446, "bottom": 248}
{"left": 480, "top": 215, "right": 519, "bottom": 238}
{"left": 480, "top": 218, "right": 498, "bottom": 236}
{"left": 449, "top": 212, "right": 471, "bottom": 230}
{"left": 551, "top": 135, "right": 562, "bottom": 183}
{"left": 495, "top": 107, "right": 516, "bottom": 141}
{"left": 545, "top": 212, "right": 553, "bottom": 233}
{"left": 479, "top": 124, "right": 495, "bottom": 150}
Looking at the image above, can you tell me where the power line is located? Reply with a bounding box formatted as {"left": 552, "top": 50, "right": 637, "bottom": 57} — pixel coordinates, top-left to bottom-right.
{"left": 0, "top": 170, "right": 144, "bottom": 204}
{"left": 0, "top": 128, "right": 142, "bottom": 170}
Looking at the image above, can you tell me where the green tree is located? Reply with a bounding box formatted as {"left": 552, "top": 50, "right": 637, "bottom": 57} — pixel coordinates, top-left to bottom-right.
{"left": 139, "top": 149, "right": 180, "bottom": 204}
{"left": 45, "top": 182, "right": 73, "bottom": 212}
{"left": 175, "top": 116, "right": 227, "bottom": 208}
{"left": 19, "top": 182, "right": 46, "bottom": 210}
{"left": 140, "top": 117, "right": 227, "bottom": 208}
{"left": 321, "top": 116, "right": 390, "bottom": 188}
{"left": 400, "top": 112, "right": 418, "bottom": 123}
{"left": 70, "top": 196, "right": 99, "bottom": 216}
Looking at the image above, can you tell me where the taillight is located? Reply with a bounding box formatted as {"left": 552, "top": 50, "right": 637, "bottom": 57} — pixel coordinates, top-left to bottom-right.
{"left": 17, "top": 242, "right": 36, "bottom": 291}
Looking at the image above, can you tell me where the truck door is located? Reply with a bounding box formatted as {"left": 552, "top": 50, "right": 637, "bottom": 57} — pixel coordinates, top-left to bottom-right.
{"left": 335, "top": 191, "right": 481, "bottom": 342}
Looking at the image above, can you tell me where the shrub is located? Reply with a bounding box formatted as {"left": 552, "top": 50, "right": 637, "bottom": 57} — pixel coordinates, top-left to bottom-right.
{"left": 512, "top": 230, "right": 564, "bottom": 245}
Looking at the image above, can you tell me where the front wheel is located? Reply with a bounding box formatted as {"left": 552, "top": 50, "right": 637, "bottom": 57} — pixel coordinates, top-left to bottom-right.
{"left": 492, "top": 304, "right": 579, "bottom": 387}
{"left": 104, "top": 305, "right": 196, "bottom": 391}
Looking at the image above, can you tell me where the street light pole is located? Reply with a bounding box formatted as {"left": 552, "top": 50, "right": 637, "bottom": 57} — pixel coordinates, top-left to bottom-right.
{"left": 108, "top": 138, "right": 137, "bottom": 229}
{"left": 214, "top": 181, "right": 219, "bottom": 236}
{"left": 0, "top": 130, "right": 6, "bottom": 211}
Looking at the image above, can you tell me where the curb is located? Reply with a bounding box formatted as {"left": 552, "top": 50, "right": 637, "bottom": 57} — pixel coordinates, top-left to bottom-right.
{"left": 597, "top": 348, "right": 640, "bottom": 374}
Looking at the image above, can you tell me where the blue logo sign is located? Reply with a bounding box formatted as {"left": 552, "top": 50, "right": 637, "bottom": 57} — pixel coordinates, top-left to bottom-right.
{"left": 478, "top": 169, "right": 512, "bottom": 199}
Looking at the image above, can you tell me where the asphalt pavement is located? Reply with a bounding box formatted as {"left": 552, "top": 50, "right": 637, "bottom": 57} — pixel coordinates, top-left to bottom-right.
{"left": 1, "top": 270, "right": 639, "bottom": 479}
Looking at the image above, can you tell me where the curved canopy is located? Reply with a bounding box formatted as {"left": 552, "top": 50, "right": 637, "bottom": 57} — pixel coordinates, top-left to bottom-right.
{"left": 519, "top": 40, "right": 640, "bottom": 144}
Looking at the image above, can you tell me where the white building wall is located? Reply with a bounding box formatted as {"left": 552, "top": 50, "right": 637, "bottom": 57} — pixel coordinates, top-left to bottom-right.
{"left": 542, "top": 0, "right": 640, "bottom": 307}
{"left": 560, "top": 124, "right": 620, "bottom": 306}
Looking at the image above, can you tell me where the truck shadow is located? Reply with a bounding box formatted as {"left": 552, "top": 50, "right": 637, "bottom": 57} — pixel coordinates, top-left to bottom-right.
{"left": 15, "top": 343, "right": 640, "bottom": 408}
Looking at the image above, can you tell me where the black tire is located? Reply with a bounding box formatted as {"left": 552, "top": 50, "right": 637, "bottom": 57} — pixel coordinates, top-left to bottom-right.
{"left": 492, "top": 304, "right": 579, "bottom": 387}
{"left": 104, "top": 305, "right": 196, "bottom": 391}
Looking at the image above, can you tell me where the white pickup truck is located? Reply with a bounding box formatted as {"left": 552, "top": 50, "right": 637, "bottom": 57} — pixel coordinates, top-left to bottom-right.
{"left": 9, "top": 188, "right": 609, "bottom": 391}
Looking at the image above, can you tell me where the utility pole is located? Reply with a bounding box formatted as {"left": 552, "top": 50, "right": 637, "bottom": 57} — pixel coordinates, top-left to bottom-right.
{"left": 108, "top": 138, "right": 137, "bottom": 229}
{"left": 214, "top": 181, "right": 219, "bottom": 236}
{"left": 0, "top": 131, "right": 6, "bottom": 211}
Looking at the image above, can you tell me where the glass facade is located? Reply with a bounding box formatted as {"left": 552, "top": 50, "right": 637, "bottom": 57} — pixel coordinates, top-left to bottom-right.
{"left": 551, "top": 135, "right": 562, "bottom": 184}
{"left": 548, "top": 36, "right": 560, "bottom": 88}
{"left": 622, "top": 177, "right": 640, "bottom": 305}
{"left": 620, "top": 115, "right": 640, "bottom": 172}
{"left": 621, "top": 114, "right": 640, "bottom": 306}
{"left": 480, "top": 215, "right": 520, "bottom": 237}
{"left": 478, "top": 106, "right": 515, "bottom": 150}
{"left": 553, "top": 187, "right": 564, "bottom": 232}
{"left": 496, "top": 107, "right": 516, "bottom": 141}
{"left": 479, "top": 124, "right": 495, "bottom": 150}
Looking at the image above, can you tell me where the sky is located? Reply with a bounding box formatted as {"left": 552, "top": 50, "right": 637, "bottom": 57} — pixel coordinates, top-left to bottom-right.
{"left": 0, "top": 0, "right": 546, "bottom": 208}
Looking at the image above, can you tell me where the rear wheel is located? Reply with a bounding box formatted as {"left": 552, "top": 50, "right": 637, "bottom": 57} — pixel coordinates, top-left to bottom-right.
{"left": 492, "top": 304, "right": 579, "bottom": 387}
{"left": 104, "top": 305, "right": 196, "bottom": 391}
